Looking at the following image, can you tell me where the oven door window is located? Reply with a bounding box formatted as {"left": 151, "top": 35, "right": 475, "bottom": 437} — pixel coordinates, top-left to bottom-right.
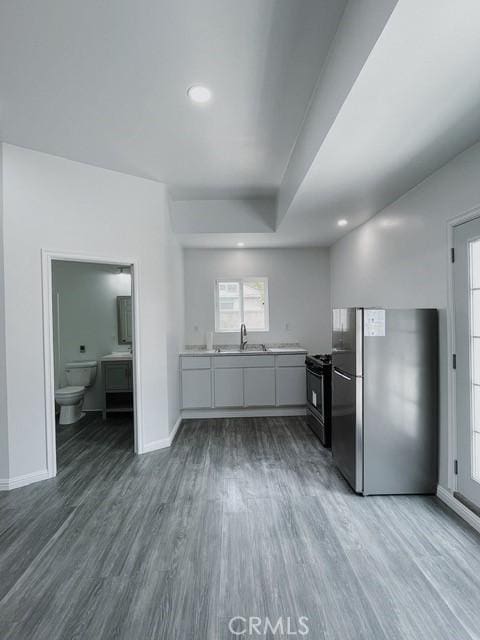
{"left": 307, "top": 371, "right": 324, "bottom": 418}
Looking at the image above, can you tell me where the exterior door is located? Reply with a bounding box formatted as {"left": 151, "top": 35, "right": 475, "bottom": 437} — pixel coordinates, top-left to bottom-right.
{"left": 454, "top": 218, "right": 480, "bottom": 508}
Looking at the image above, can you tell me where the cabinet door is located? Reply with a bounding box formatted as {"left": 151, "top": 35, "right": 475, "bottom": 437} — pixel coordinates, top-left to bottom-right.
{"left": 182, "top": 370, "right": 212, "bottom": 408}
{"left": 104, "top": 362, "right": 132, "bottom": 391}
{"left": 214, "top": 369, "right": 244, "bottom": 407}
{"left": 276, "top": 366, "right": 306, "bottom": 406}
{"left": 244, "top": 368, "right": 276, "bottom": 407}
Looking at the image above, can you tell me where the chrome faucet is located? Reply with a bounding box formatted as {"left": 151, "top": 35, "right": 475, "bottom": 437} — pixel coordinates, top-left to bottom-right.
{"left": 240, "top": 323, "right": 248, "bottom": 351}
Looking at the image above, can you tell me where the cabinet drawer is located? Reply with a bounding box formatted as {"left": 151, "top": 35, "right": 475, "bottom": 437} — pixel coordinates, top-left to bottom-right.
{"left": 214, "top": 355, "right": 274, "bottom": 368}
{"left": 276, "top": 354, "right": 306, "bottom": 367}
{"left": 182, "top": 369, "right": 212, "bottom": 408}
{"left": 181, "top": 356, "right": 211, "bottom": 370}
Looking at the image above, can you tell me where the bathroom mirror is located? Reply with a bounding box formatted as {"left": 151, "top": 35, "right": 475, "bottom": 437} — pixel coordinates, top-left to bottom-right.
{"left": 117, "top": 296, "right": 133, "bottom": 344}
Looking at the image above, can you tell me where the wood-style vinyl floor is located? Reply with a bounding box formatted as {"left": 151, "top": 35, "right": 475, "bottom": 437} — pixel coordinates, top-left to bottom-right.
{"left": 1, "top": 414, "right": 480, "bottom": 639}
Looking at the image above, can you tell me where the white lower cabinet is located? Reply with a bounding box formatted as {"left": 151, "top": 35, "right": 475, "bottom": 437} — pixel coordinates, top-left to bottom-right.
{"left": 214, "top": 368, "right": 244, "bottom": 407}
{"left": 244, "top": 367, "right": 276, "bottom": 406}
{"left": 180, "top": 354, "right": 306, "bottom": 410}
{"left": 276, "top": 366, "right": 306, "bottom": 406}
{"left": 181, "top": 369, "right": 212, "bottom": 408}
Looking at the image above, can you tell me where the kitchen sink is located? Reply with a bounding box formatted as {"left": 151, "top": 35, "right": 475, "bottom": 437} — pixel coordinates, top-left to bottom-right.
{"left": 215, "top": 345, "right": 268, "bottom": 353}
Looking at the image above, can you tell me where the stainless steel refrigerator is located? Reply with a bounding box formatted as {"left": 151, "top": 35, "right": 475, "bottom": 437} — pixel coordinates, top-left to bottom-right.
{"left": 331, "top": 308, "right": 438, "bottom": 495}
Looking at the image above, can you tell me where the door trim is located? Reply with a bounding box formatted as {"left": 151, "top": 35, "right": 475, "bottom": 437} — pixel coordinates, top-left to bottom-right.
{"left": 41, "top": 249, "right": 144, "bottom": 479}
{"left": 447, "top": 204, "right": 480, "bottom": 494}
{"left": 437, "top": 485, "right": 480, "bottom": 536}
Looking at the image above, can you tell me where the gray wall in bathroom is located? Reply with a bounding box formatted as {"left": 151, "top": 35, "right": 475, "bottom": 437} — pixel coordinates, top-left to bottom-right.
{"left": 52, "top": 260, "right": 132, "bottom": 412}
{"left": 183, "top": 247, "right": 331, "bottom": 354}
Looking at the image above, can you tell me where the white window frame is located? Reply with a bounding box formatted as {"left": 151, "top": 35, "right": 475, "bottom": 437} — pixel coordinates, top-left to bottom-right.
{"left": 215, "top": 277, "right": 270, "bottom": 333}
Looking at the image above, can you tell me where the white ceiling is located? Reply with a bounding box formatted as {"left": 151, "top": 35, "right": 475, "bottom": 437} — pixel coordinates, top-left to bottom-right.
{"left": 177, "top": 0, "right": 480, "bottom": 248}
{"left": 3, "top": 1, "right": 480, "bottom": 249}
{"left": 276, "top": 0, "right": 480, "bottom": 247}
{"left": 0, "top": 0, "right": 345, "bottom": 199}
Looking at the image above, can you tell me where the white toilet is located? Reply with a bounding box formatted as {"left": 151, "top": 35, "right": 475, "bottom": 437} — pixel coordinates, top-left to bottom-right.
{"left": 55, "top": 361, "right": 98, "bottom": 425}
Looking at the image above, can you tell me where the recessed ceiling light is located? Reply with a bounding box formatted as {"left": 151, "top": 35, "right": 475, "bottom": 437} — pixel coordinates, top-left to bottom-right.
{"left": 337, "top": 219, "right": 348, "bottom": 227}
{"left": 237, "top": 242, "right": 245, "bottom": 248}
{"left": 187, "top": 85, "right": 212, "bottom": 104}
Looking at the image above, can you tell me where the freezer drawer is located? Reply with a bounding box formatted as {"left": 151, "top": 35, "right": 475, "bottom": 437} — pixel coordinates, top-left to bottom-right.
{"left": 332, "top": 367, "right": 363, "bottom": 492}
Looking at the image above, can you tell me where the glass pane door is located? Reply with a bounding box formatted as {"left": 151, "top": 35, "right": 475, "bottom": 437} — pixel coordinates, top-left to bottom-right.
{"left": 469, "top": 239, "right": 480, "bottom": 482}
{"left": 454, "top": 218, "right": 480, "bottom": 508}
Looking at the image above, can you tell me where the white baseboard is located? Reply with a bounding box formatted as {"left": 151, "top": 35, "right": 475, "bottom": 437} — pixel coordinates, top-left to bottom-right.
{"left": 141, "top": 437, "right": 171, "bottom": 453}
{"left": 181, "top": 407, "right": 307, "bottom": 419}
{"left": 169, "top": 415, "right": 183, "bottom": 443}
{"left": 141, "top": 416, "right": 183, "bottom": 454}
{"left": 437, "top": 485, "right": 480, "bottom": 535}
{"left": 0, "top": 469, "right": 51, "bottom": 491}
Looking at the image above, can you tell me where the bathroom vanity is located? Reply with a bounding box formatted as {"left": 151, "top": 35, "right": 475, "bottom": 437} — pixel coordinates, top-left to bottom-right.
{"left": 101, "top": 353, "right": 133, "bottom": 419}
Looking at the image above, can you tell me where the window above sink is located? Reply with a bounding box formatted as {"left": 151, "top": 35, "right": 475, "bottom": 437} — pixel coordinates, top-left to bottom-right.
{"left": 214, "top": 277, "right": 269, "bottom": 332}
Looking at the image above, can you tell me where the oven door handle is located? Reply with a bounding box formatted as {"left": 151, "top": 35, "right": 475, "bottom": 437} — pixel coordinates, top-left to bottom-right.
{"left": 306, "top": 369, "right": 324, "bottom": 380}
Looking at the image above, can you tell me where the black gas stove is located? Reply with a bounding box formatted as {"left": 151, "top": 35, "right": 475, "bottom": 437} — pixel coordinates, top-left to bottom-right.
{"left": 305, "top": 353, "right": 331, "bottom": 370}
{"left": 305, "top": 353, "right": 332, "bottom": 447}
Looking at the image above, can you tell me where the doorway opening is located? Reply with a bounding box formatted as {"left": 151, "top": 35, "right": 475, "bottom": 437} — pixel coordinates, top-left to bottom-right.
{"left": 42, "top": 251, "right": 143, "bottom": 478}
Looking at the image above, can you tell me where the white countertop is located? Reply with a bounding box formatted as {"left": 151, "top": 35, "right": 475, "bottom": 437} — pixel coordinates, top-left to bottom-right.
{"left": 180, "top": 347, "right": 307, "bottom": 356}
{"left": 101, "top": 352, "right": 133, "bottom": 361}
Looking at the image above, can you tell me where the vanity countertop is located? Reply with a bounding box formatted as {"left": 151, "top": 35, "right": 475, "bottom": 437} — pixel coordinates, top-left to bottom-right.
{"left": 101, "top": 352, "right": 133, "bottom": 362}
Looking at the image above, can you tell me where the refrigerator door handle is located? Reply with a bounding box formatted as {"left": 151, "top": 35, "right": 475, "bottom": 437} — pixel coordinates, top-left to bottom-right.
{"left": 334, "top": 368, "right": 352, "bottom": 382}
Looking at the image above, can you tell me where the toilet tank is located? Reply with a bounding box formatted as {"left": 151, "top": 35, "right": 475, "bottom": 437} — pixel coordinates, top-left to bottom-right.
{"left": 65, "top": 361, "right": 97, "bottom": 387}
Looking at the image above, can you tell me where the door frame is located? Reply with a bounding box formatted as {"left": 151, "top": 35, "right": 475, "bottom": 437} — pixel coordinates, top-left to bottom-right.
{"left": 41, "top": 249, "right": 144, "bottom": 479}
{"left": 447, "top": 204, "right": 480, "bottom": 493}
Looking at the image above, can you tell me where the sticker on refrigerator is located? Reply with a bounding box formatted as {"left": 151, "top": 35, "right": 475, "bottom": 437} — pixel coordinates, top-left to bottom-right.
{"left": 364, "top": 309, "right": 386, "bottom": 336}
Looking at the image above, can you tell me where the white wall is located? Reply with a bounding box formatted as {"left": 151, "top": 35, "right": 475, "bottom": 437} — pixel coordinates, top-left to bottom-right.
{"left": 0, "top": 145, "right": 9, "bottom": 482}
{"left": 52, "top": 261, "right": 131, "bottom": 411}
{"left": 184, "top": 248, "right": 330, "bottom": 354}
{"left": 165, "top": 204, "right": 185, "bottom": 433}
{"left": 1, "top": 143, "right": 183, "bottom": 481}
{"left": 330, "top": 139, "right": 480, "bottom": 490}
